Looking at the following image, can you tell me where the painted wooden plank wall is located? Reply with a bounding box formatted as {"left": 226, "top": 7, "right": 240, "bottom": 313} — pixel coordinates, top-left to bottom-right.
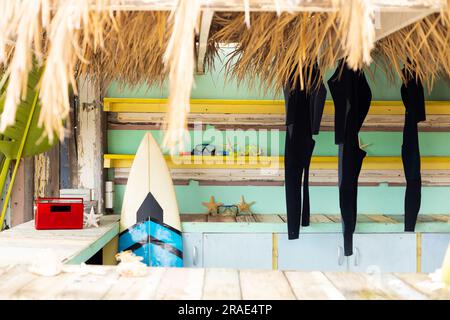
{"left": 106, "top": 48, "right": 450, "bottom": 218}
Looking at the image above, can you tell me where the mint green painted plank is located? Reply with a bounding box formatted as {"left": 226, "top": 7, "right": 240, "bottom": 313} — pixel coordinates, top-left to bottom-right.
{"left": 107, "top": 129, "right": 286, "bottom": 156}
{"left": 108, "top": 130, "right": 450, "bottom": 157}
{"left": 113, "top": 183, "right": 450, "bottom": 215}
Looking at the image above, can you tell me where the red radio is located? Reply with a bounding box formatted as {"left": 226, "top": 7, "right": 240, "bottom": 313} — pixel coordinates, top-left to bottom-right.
{"left": 35, "top": 198, "right": 84, "bottom": 230}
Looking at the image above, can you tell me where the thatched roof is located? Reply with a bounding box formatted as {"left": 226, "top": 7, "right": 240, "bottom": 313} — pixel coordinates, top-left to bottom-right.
{"left": 0, "top": 0, "right": 449, "bottom": 149}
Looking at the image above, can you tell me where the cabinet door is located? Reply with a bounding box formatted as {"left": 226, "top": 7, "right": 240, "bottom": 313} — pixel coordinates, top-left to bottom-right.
{"left": 421, "top": 233, "right": 450, "bottom": 273}
{"left": 203, "top": 233, "right": 272, "bottom": 269}
{"left": 351, "top": 234, "right": 416, "bottom": 273}
{"left": 277, "top": 234, "right": 347, "bottom": 271}
{"left": 182, "top": 233, "right": 203, "bottom": 268}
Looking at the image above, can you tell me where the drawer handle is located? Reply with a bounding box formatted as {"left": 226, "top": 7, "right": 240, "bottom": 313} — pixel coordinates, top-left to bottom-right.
{"left": 354, "top": 247, "right": 361, "bottom": 266}
{"left": 193, "top": 246, "right": 198, "bottom": 266}
{"left": 337, "top": 246, "right": 344, "bottom": 266}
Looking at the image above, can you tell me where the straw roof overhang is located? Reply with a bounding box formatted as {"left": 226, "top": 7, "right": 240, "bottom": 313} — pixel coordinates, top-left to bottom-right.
{"left": 0, "top": 0, "right": 449, "bottom": 150}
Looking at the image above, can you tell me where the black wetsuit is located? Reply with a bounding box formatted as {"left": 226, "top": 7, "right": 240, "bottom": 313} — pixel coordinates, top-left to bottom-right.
{"left": 328, "top": 63, "right": 372, "bottom": 256}
{"left": 284, "top": 67, "right": 327, "bottom": 239}
{"left": 401, "top": 69, "right": 426, "bottom": 232}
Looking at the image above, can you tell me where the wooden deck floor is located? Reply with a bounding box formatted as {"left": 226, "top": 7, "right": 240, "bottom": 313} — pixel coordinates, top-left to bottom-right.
{"left": 0, "top": 265, "right": 448, "bottom": 300}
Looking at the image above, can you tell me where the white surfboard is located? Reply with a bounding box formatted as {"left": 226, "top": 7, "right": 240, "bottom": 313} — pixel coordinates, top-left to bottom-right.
{"left": 118, "top": 133, "right": 183, "bottom": 267}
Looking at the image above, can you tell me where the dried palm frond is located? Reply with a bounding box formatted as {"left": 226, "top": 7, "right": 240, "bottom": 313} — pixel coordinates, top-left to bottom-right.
{"left": 0, "top": 0, "right": 449, "bottom": 150}
{"left": 333, "top": 0, "right": 376, "bottom": 70}
{"left": 39, "top": 0, "right": 113, "bottom": 142}
{"left": 162, "top": 0, "right": 201, "bottom": 150}
{"left": 0, "top": 0, "right": 51, "bottom": 133}
{"left": 374, "top": 13, "right": 450, "bottom": 89}
{"left": 207, "top": 11, "right": 340, "bottom": 93}
{"left": 80, "top": 11, "right": 169, "bottom": 90}
{"left": 0, "top": 0, "right": 114, "bottom": 142}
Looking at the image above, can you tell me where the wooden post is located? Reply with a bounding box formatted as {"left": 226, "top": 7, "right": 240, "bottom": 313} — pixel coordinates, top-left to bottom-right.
{"left": 60, "top": 95, "right": 79, "bottom": 189}
{"left": 10, "top": 158, "right": 34, "bottom": 226}
{"left": 34, "top": 144, "right": 60, "bottom": 198}
{"left": 77, "top": 77, "right": 106, "bottom": 211}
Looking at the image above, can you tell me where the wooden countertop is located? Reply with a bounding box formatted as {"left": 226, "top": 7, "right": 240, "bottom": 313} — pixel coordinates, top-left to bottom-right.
{"left": 0, "top": 264, "right": 448, "bottom": 300}
{"left": 180, "top": 214, "right": 450, "bottom": 233}
{"left": 0, "top": 215, "right": 120, "bottom": 266}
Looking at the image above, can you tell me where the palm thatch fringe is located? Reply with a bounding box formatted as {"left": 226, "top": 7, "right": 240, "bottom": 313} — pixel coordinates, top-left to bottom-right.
{"left": 375, "top": 13, "right": 450, "bottom": 89}
{"left": 162, "top": 0, "right": 201, "bottom": 151}
{"left": 0, "top": 1, "right": 448, "bottom": 149}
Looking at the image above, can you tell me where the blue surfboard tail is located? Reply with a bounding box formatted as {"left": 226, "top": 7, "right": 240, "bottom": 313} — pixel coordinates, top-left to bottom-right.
{"left": 119, "top": 218, "right": 183, "bottom": 267}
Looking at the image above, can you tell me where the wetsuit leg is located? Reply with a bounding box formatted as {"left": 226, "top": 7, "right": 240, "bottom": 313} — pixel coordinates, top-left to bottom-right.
{"left": 285, "top": 124, "right": 304, "bottom": 239}
{"left": 301, "top": 138, "right": 315, "bottom": 227}
{"left": 328, "top": 64, "right": 372, "bottom": 256}
{"left": 400, "top": 69, "right": 425, "bottom": 232}
{"left": 402, "top": 113, "right": 421, "bottom": 231}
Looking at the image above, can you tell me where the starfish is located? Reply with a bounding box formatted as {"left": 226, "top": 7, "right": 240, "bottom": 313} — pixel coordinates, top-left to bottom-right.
{"left": 202, "top": 196, "right": 223, "bottom": 215}
{"left": 84, "top": 206, "right": 103, "bottom": 228}
{"left": 236, "top": 196, "right": 255, "bottom": 214}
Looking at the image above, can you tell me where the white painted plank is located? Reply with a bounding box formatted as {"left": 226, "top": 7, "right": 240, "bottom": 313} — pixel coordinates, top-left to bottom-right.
{"left": 104, "top": 267, "right": 166, "bottom": 299}
{"left": 54, "top": 266, "right": 119, "bottom": 299}
{"left": 155, "top": 268, "right": 205, "bottom": 300}
{"left": 203, "top": 268, "right": 241, "bottom": 300}
{"left": 12, "top": 272, "right": 82, "bottom": 299}
{"left": 285, "top": 271, "right": 346, "bottom": 300}
{"left": 395, "top": 273, "right": 450, "bottom": 299}
{"left": 0, "top": 265, "right": 39, "bottom": 299}
{"left": 324, "top": 272, "right": 426, "bottom": 300}
{"left": 239, "top": 270, "right": 295, "bottom": 300}
{"left": 77, "top": 76, "right": 104, "bottom": 209}
{"left": 197, "top": 10, "right": 214, "bottom": 74}
{"left": 375, "top": 10, "right": 435, "bottom": 41}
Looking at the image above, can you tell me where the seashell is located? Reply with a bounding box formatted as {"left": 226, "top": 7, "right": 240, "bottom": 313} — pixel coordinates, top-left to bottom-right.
{"left": 115, "top": 250, "right": 144, "bottom": 263}
{"left": 117, "top": 261, "right": 148, "bottom": 277}
{"left": 28, "top": 249, "right": 63, "bottom": 277}
{"left": 115, "top": 250, "right": 148, "bottom": 277}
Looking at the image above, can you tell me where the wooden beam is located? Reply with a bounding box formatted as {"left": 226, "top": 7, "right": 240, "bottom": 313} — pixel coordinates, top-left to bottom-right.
{"left": 196, "top": 10, "right": 214, "bottom": 74}
{"left": 102, "top": 0, "right": 446, "bottom": 13}
{"left": 77, "top": 77, "right": 106, "bottom": 211}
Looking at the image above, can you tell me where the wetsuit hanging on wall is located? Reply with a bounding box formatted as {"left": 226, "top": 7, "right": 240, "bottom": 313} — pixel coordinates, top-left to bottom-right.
{"left": 401, "top": 68, "right": 426, "bottom": 232}
{"left": 284, "top": 65, "right": 327, "bottom": 240}
{"left": 328, "top": 62, "right": 372, "bottom": 256}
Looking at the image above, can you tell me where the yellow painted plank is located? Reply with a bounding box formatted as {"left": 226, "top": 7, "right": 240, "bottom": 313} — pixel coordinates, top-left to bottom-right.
{"left": 104, "top": 154, "right": 450, "bottom": 170}
{"left": 104, "top": 98, "right": 450, "bottom": 115}
{"left": 102, "top": 236, "right": 118, "bottom": 265}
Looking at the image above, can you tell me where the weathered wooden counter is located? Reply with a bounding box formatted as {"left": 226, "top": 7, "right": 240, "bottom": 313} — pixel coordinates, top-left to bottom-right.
{"left": 180, "top": 213, "right": 450, "bottom": 233}
{"left": 0, "top": 215, "right": 120, "bottom": 266}
{"left": 0, "top": 264, "right": 448, "bottom": 300}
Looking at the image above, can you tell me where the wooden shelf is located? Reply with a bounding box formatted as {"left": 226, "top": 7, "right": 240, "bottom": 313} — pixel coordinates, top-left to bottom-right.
{"left": 104, "top": 154, "right": 450, "bottom": 170}
{"left": 105, "top": 98, "right": 450, "bottom": 131}
{"left": 104, "top": 98, "right": 450, "bottom": 115}
{"left": 105, "top": 154, "right": 450, "bottom": 186}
